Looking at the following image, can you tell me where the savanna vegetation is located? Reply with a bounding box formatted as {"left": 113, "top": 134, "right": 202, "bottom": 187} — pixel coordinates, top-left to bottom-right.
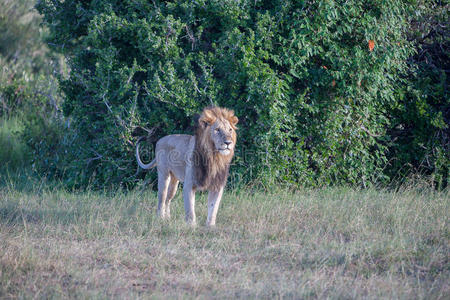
{"left": 1, "top": 181, "right": 448, "bottom": 298}
{"left": 2, "top": 0, "right": 442, "bottom": 189}
{"left": 0, "top": 0, "right": 448, "bottom": 298}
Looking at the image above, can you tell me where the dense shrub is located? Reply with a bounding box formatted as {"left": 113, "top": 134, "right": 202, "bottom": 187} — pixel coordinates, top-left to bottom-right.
{"left": 0, "top": 0, "right": 47, "bottom": 68}
{"left": 0, "top": 0, "right": 43, "bottom": 117}
{"left": 0, "top": 80, "right": 32, "bottom": 117}
{"left": 0, "top": 0, "right": 68, "bottom": 176}
{"left": 35, "top": 0, "right": 445, "bottom": 189}
{"left": 0, "top": 117, "right": 29, "bottom": 170}
{"left": 0, "top": 0, "right": 62, "bottom": 92}
{"left": 386, "top": 1, "right": 449, "bottom": 189}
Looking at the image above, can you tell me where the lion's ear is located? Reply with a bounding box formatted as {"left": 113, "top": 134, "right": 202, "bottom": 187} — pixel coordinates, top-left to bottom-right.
{"left": 199, "top": 112, "right": 214, "bottom": 127}
{"left": 200, "top": 109, "right": 216, "bottom": 126}
{"left": 200, "top": 119, "right": 210, "bottom": 128}
{"left": 230, "top": 115, "right": 238, "bottom": 126}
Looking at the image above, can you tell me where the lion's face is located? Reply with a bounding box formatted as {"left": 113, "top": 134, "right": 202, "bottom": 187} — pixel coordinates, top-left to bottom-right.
{"left": 210, "top": 119, "right": 236, "bottom": 155}
{"left": 197, "top": 107, "right": 238, "bottom": 156}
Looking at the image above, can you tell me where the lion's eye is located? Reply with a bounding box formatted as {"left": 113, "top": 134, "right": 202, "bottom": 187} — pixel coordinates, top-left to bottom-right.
{"left": 215, "top": 128, "right": 220, "bottom": 133}
{"left": 229, "top": 128, "right": 232, "bottom": 132}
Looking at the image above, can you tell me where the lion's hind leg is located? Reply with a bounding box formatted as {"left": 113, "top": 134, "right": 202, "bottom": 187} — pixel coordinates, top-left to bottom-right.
{"left": 157, "top": 171, "right": 171, "bottom": 219}
{"left": 165, "top": 175, "right": 179, "bottom": 218}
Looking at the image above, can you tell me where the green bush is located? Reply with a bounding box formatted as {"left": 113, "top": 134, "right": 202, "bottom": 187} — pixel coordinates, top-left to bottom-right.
{"left": 0, "top": 76, "right": 71, "bottom": 178}
{"left": 0, "top": 80, "right": 32, "bottom": 117}
{"left": 0, "top": 117, "right": 29, "bottom": 170}
{"left": 0, "top": 0, "right": 69, "bottom": 181}
{"left": 0, "top": 0, "right": 61, "bottom": 88}
{"left": 36, "top": 0, "right": 445, "bottom": 189}
{"left": 386, "top": 0, "right": 449, "bottom": 189}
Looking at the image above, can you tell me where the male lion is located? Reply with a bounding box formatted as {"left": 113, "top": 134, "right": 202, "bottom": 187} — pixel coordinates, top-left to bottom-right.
{"left": 136, "top": 107, "right": 238, "bottom": 226}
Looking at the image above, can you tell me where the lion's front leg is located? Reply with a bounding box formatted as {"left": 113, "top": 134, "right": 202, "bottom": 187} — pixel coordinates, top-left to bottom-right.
{"left": 206, "top": 187, "right": 224, "bottom": 227}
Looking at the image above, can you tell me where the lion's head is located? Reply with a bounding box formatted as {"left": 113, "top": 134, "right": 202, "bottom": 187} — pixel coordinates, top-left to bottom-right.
{"left": 194, "top": 107, "right": 238, "bottom": 191}
{"left": 197, "top": 107, "right": 238, "bottom": 156}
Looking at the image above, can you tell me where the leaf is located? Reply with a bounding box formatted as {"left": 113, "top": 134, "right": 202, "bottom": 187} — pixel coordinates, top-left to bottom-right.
{"left": 368, "top": 40, "right": 375, "bottom": 51}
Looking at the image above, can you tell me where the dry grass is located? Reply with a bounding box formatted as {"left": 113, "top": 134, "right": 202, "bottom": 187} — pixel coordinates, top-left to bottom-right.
{"left": 0, "top": 183, "right": 448, "bottom": 299}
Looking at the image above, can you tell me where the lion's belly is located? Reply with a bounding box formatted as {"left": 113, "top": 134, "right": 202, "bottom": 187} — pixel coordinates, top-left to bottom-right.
{"left": 169, "top": 163, "right": 187, "bottom": 182}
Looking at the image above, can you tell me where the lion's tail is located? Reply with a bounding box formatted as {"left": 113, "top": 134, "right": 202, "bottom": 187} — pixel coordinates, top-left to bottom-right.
{"left": 136, "top": 139, "right": 157, "bottom": 170}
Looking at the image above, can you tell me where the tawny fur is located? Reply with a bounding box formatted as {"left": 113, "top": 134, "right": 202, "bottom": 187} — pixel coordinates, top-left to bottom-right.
{"left": 136, "top": 107, "right": 238, "bottom": 226}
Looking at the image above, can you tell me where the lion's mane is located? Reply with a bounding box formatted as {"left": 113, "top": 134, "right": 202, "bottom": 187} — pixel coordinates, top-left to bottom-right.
{"left": 193, "top": 107, "right": 238, "bottom": 191}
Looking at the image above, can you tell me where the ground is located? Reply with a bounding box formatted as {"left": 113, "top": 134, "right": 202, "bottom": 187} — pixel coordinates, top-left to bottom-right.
{"left": 0, "top": 181, "right": 448, "bottom": 298}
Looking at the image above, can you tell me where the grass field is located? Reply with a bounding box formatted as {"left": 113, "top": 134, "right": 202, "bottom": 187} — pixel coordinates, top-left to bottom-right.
{"left": 0, "top": 178, "right": 448, "bottom": 299}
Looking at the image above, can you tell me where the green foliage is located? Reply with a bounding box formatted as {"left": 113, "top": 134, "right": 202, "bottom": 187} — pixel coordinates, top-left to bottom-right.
{"left": 0, "top": 0, "right": 62, "bottom": 85}
{"left": 0, "top": 80, "right": 32, "bottom": 117}
{"left": 0, "top": 0, "right": 68, "bottom": 180}
{"left": 0, "top": 117, "right": 29, "bottom": 170}
{"left": 35, "top": 0, "right": 444, "bottom": 188}
{"left": 0, "top": 0, "right": 46, "bottom": 66}
{"left": 20, "top": 101, "right": 75, "bottom": 181}
{"left": 386, "top": 0, "right": 449, "bottom": 189}
{"left": 0, "top": 0, "right": 43, "bottom": 118}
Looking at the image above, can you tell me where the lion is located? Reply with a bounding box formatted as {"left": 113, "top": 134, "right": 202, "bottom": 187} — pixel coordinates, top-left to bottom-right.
{"left": 136, "top": 107, "right": 238, "bottom": 226}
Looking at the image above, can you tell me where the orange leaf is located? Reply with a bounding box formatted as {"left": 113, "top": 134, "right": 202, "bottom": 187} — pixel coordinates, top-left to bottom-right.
{"left": 331, "top": 80, "right": 336, "bottom": 87}
{"left": 368, "top": 40, "right": 375, "bottom": 51}
{"left": 322, "top": 65, "right": 328, "bottom": 70}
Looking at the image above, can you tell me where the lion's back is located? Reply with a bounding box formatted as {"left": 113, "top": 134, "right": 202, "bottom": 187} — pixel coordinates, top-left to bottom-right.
{"left": 156, "top": 134, "right": 194, "bottom": 158}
